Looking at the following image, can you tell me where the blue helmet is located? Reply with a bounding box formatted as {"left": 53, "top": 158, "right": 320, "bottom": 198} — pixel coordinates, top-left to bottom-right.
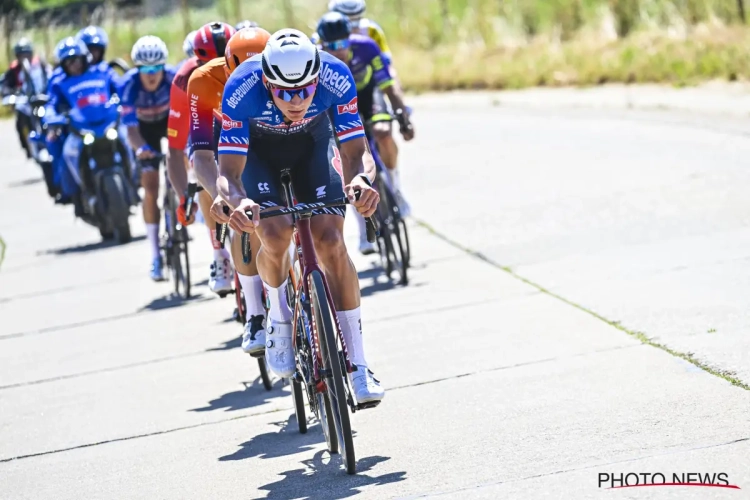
{"left": 77, "top": 26, "right": 108, "bottom": 49}
{"left": 56, "top": 37, "right": 90, "bottom": 64}
{"left": 317, "top": 11, "right": 352, "bottom": 43}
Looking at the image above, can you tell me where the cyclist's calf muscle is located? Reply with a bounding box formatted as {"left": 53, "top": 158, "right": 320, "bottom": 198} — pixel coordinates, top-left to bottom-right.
{"left": 310, "top": 215, "right": 360, "bottom": 311}
{"left": 255, "top": 216, "right": 294, "bottom": 288}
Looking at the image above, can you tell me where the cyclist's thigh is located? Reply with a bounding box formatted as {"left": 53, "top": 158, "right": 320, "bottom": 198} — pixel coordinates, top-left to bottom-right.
{"left": 292, "top": 134, "right": 346, "bottom": 218}
{"left": 241, "top": 143, "right": 285, "bottom": 210}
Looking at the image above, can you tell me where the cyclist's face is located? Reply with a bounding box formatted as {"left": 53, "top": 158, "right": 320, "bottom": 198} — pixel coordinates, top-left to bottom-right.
{"left": 269, "top": 79, "right": 318, "bottom": 122}
{"left": 88, "top": 46, "right": 104, "bottom": 64}
{"left": 139, "top": 69, "right": 164, "bottom": 91}
{"left": 63, "top": 57, "right": 84, "bottom": 76}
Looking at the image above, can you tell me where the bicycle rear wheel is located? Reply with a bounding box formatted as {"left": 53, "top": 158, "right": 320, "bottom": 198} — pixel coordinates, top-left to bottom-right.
{"left": 376, "top": 175, "right": 408, "bottom": 285}
{"left": 310, "top": 270, "right": 356, "bottom": 474}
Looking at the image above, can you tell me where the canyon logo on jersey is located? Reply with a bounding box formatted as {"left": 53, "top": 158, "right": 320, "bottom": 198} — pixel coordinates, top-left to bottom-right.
{"left": 337, "top": 97, "right": 358, "bottom": 115}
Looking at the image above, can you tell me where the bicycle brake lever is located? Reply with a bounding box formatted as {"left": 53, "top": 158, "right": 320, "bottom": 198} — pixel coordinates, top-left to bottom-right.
{"left": 353, "top": 187, "right": 379, "bottom": 243}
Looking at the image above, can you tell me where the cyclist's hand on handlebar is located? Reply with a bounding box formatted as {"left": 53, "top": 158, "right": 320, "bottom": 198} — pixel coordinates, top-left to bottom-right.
{"left": 210, "top": 195, "right": 231, "bottom": 224}
{"left": 229, "top": 198, "right": 260, "bottom": 234}
{"left": 346, "top": 176, "right": 379, "bottom": 218}
{"left": 177, "top": 195, "right": 197, "bottom": 226}
{"left": 396, "top": 108, "right": 414, "bottom": 141}
{"left": 136, "top": 146, "right": 155, "bottom": 160}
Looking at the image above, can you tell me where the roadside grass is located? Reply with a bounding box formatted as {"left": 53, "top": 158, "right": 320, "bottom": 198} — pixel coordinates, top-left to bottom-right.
{"left": 3, "top": 0, "right": 750, "bottom": 95}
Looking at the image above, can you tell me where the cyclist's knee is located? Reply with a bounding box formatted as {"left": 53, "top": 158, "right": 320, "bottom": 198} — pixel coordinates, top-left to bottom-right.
{"left": 373, "top": 122, "right": 392, "bottom": 141}
{"left": 313, "top": 223, "right": 346, "bottom": 262}
{"left": 258, "top": 219, "right": 293, "bottom": 257}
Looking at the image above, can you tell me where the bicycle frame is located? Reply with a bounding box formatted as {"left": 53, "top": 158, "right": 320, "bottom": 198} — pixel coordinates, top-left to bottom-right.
{"left": 277, "top": 171, "right": 355, "bottom": 394}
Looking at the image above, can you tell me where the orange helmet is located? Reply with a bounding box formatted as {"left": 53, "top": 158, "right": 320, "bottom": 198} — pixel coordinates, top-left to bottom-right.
{"left": 225, "top": 27, "right": 271, "bottom": 74}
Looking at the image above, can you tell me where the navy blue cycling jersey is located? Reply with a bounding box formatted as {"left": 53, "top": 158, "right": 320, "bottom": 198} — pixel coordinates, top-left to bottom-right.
{"left": 117, "top": 66, "right": 177, "bottom": 126}
{"left": 218, "top": 51, "right": 364, "bottom": 156}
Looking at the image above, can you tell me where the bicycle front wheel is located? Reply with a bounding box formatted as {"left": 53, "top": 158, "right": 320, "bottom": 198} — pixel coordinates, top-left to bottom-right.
{"left": 310, "top": 270, "right": 355, "bottom": 474}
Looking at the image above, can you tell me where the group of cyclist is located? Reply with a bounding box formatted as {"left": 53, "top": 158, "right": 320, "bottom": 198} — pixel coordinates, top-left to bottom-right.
{"left": 3, "top": 0, "right": 414, "bottom": 404}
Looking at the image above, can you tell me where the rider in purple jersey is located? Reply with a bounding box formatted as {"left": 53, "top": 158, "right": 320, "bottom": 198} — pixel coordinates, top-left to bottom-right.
{"left": 316, "top": 12, "right": 414, "bottom": 254}
{"left": 212, "top": 29, "right": 385, "bottom": 404}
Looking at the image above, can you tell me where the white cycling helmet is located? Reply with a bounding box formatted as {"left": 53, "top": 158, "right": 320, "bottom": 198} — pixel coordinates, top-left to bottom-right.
{"left": 328, "top": 0, "right": 366, "bottom": 17}
{"left": 261, "top": 29, "right": 320, "bottom": 87}
{"left": 183, "top": 30, "right": 198, "bottom": 58}
{"left": 131, "top": 35, "right": 168, "bottom": 66}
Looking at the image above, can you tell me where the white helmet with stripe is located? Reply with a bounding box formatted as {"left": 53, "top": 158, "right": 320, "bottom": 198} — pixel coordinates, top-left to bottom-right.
{"left": 261, "top": 29, "right": 320, "bottom": 87}
{"left": 131, "top": 35, "right": 168, "bottom": 66}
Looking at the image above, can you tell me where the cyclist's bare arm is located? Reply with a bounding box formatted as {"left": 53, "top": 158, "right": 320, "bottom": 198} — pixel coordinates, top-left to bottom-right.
{"left": 381, "top": 82, "right": 407, "bottom": 115}
{"left": 193, "top": 150, "right": 220, "bottom": 199}
{"left": 126, "top": 126, "right": 149, "bottom": 155}
{"left": 166, "top": 147, "right": 189, "bottom": 194}
{"left": 340, "top": 136, "right": 376, "bottom": 184}
{"left": 217, "top": 154, "right": 247, "bottom": 208}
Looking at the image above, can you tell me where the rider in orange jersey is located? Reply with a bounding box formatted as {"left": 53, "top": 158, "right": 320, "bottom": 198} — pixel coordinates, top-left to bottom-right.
{"left": 186, "top": 27, "right": 272, "bottom": 353}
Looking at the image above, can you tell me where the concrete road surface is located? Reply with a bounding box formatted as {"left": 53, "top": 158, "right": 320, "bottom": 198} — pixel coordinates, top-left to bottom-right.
{"left": 1, "top": 92, "right": 749, "bottom": 499}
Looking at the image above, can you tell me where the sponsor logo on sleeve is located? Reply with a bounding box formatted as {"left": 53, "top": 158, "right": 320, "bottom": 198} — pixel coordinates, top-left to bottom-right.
{"left": 221, "top": 113, "right": 243, "bottom": 131}
{"left": 225, "top": 72, "right": 260, "bottom": 109}
{"left": 319, "top": 63, "right": 352, "bottom": 98}
{"left": 336, "top": 97, "right": 358, "bottom": 115}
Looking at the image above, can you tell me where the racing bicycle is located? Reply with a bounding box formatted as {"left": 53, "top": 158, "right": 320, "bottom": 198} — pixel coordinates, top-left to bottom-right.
{"left": 364, "top": 110, "right": 411, "bottom": 285}
{"left": 240, "top": 171, "right": 379, "bottom": 475}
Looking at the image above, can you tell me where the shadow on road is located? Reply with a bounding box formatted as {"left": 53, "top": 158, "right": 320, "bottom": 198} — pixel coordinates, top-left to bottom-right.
{"left": 39, "top": 235, "right": 146, "bottom": 256}
{"left": 189, "top": 376, "right": 285, "bottom": 413}
{"left": 138, "top": 292, "right": 210, "bottom": 312}
{"left": 206, "top": 334, "right": 242, "bottom": 352}
{"left": 7, "top": 176, "right": 43, "bottom": 188}
{"left": 219, "top": 414, "right": 321, "bottom": 461}
{"left": 258, "top": 451, "right": 405, "bottom": 500}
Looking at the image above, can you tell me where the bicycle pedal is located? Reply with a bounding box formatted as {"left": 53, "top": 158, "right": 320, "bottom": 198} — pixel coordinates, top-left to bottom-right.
{"left": 355, "top": 400, "right": 381, "bottom": 411}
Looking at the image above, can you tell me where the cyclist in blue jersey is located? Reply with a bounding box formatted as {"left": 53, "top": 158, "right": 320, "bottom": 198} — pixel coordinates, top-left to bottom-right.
{"left": 118, "top": 36, "right": 177, "bottom": 281}
{"left": 211, "top": 29, "right": 384, "bottom": 404}
{"left": 317, "top": 12, "right": 413, "bottom": 255}
{"left": 44, "top": 38, "right": 118, "bottom": 214}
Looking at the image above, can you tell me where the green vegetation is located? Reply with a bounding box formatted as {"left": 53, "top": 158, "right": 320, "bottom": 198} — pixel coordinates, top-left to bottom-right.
{"left": 2, "top": 0, "right": 750, "bottom": 90}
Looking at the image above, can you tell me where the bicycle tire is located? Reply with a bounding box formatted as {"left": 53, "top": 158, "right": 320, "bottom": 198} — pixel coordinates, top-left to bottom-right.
{"left": 376, "top": 175, "right": 408, "bottom": 285}
{"left": 310, "top": 270, "right": 356, "bottom": 474}
{"left": 257, "top": 356, "right": 273, "bottom": 391}
{"left": 400, "top": 218, "right": 411, "bottom": 269}
{"left": 292, "top": 379, "right": 308, "bottom": 434}
{"left": 317, "top": 391, "right": 339, "bottom": 453}
{"left": 234, "top": 273, "right": 246, "bottom": 324}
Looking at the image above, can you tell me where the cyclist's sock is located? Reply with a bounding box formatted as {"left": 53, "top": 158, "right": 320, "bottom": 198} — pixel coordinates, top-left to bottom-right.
{"left": 265, "top": 278, "right": 293, "bottom": 323}
{"left": 213, "top": 248, "right": 231, "bottom": 261}
{"left": 336, "top": 307, "right": 366, "bottom": 367}
{"left": 239, "top": 273, "right": 265, "bottom": 318}
{"left": 348, "top": 204, "right": 367, "bottom": 241}
{"left": 146, "top": 223, "right": 160, "bottom": 260}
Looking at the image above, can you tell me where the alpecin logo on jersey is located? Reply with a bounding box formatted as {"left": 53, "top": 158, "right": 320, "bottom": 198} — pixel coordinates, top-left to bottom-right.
{"left": 320, "top": 63, "right": 352, "bottom": 97}
{"left": 221, "top": 113, "right": 242, "bottom": 131}
{"left": 337, "top": 97, "right": 358, "bottom": 115}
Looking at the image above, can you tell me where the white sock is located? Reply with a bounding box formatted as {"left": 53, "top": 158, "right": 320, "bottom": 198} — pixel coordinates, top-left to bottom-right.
{"left": 348, "top": 204, "right": 367, "bottom": 242}
{"left": 146, "top": 223, "right": 160, "bottom": 260}
{"left": 239, "top": 273, "right": 265, "bottom": 319}
{"left": 265, "top": 278, "right": 293, "bottom": 323}
{"left": 336, "top": 307, "right": 366, "bottom": 367}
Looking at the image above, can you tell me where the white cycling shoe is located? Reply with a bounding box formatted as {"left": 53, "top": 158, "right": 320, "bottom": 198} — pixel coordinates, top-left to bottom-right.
{"left": 264, "top": 320, "right": 295, "bottom": 378}
{"left": 350, "top": 365, "right": 385, "bottom": 404}
{"left": 241, "top": 315, "right": 266, "bottom": 356}
{"left": 209, "top": 258, "right": 234, "bottom": 294}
